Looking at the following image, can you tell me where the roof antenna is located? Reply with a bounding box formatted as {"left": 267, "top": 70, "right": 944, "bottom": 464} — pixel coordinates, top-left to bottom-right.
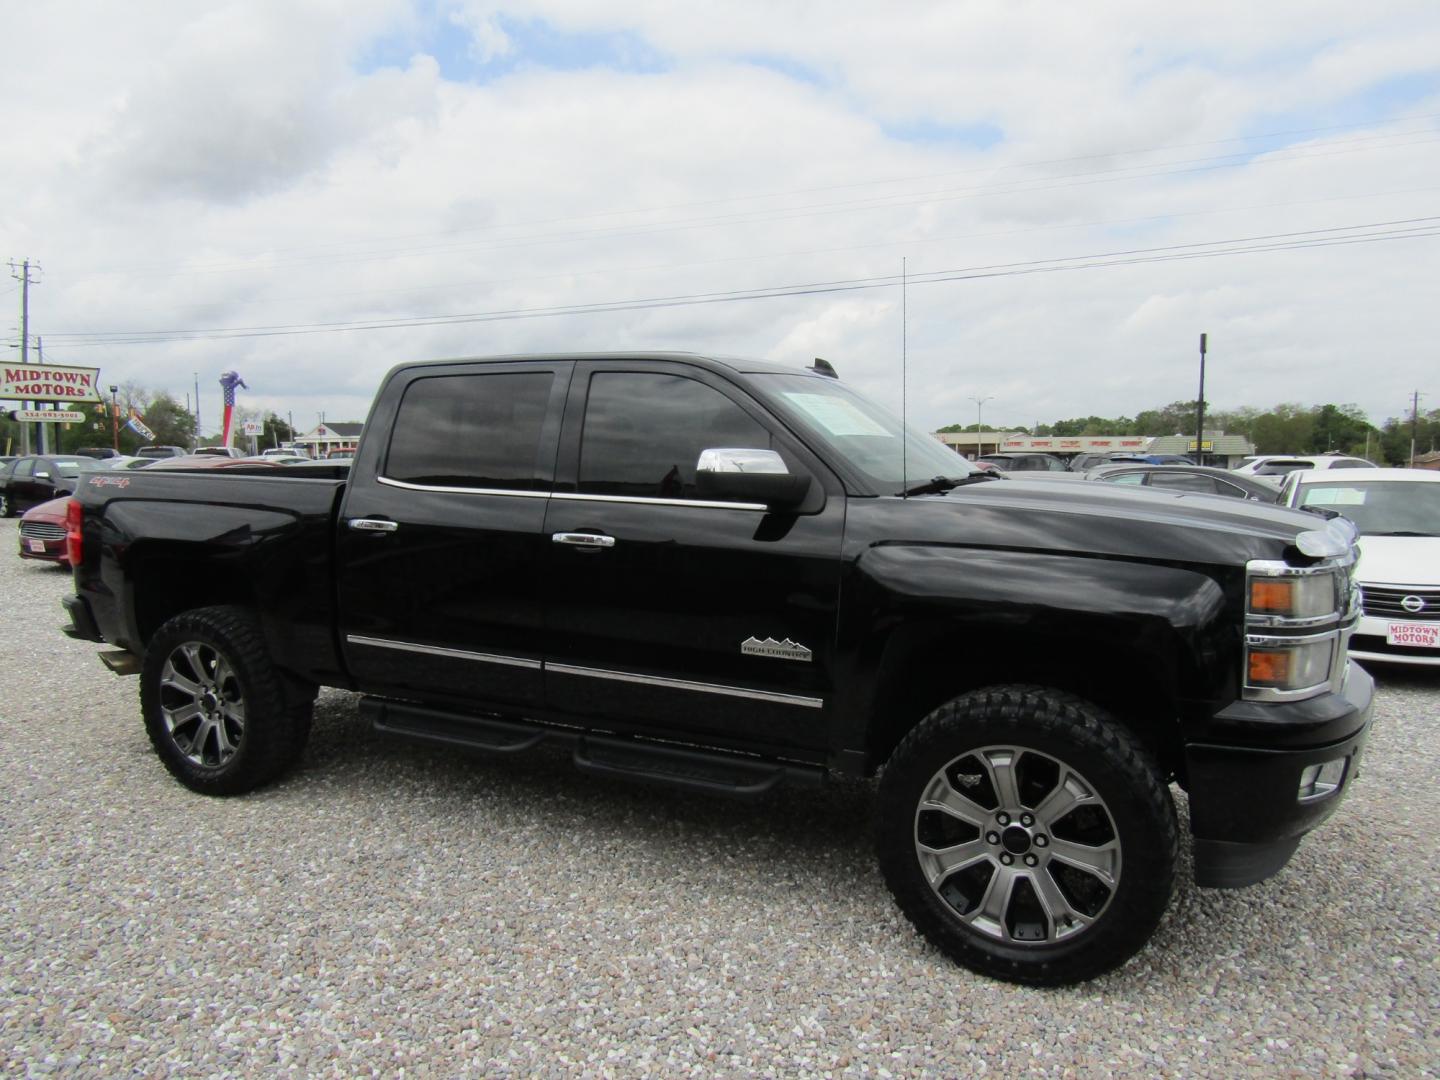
{"left": 809, "top": 357, "right": 838, "bottom": 378}
{"left": 901, "top": 256, "right": 908, "bottom": 499}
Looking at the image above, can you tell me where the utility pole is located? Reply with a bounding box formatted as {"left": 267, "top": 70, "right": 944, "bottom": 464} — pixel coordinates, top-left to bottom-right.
{"left": 9, "top": 259, "right": 41, "bottom": 455}
{"left": 1194, "top": 333, "right": 1207, "bottom": 466}
{"left": 194, "top": 372, "right": 201, "bottom": 450}
{"left": 1410, "top": 390, "right": 1424, "bottom": 468}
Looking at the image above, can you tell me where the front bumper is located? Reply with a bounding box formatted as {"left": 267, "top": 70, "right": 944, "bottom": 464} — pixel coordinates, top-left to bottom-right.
{"left": 1185, "top": 661, "right": 1373, "bottom": 888}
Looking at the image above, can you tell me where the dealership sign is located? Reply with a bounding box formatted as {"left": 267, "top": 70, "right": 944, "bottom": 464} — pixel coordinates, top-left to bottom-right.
{"left": 11, "top": 409, "right": 87, "bottom": 423}
{"left": 1, "top": 364, "right": 103, "bottom": 403}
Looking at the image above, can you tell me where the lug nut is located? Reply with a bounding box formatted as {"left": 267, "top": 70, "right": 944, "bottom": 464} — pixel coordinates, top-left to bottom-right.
{"left": 1020, "top": 813, "right": 1034, "bottom": 827}
{"left": 986, "top": 831, "right": 1000, "bottom": 845}
{"left": 1000, "top": 853, "right": 1014, "bottom": 865}
{"left": 996, "top": 813, "right": 1011, "bottom": 826}
{"left": 1034, "top": 835, "right": 1048, "bottom": 847}
{"left": 1024, "top": 854, "right": 1038, "bottom": 867}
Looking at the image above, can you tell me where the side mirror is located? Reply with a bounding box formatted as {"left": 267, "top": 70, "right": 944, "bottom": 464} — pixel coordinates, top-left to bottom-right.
{"left": 695, "top": 448, "right": 810, "bottom": 509}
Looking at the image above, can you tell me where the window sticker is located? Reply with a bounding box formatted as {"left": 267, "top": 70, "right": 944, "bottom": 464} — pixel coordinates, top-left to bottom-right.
{"left": 783, "top": 393, "right": 892, "bottom": 438}
{"left": 1304, "top": 487, "right": 1367, "bottom": 506}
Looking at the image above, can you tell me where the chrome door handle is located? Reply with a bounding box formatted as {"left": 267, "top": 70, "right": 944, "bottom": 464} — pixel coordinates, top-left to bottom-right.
{"left": 349, "top": 518, "right": 399, "bottom": 533}
{"left": 552, "top": 532, "right": 615, "bottom": 548}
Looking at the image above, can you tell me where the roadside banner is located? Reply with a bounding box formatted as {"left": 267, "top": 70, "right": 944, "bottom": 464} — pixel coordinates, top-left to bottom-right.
{"left": 0, "top": 364, "right": 103, "bottom": 403}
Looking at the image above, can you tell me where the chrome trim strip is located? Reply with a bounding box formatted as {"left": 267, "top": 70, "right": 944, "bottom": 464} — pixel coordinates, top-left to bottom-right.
{"left": 346, "top": 634, "right": 543, "bottom": 670}
{"left": 376, "top": 476, "right": 549, "bottom": 498}
{"left": 550, "top": 492, "right": 768, "bottom": 512}
{"left": 547, "top": 662, "right": 823, "bottom": 709}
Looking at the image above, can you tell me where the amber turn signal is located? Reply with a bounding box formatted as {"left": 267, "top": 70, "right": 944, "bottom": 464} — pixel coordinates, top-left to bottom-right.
{"left": 1248, "top": 649, "right": 1291, "bottom": 686}
{"left": 1249, "top": 579, "right": 1294, "bottom": 614}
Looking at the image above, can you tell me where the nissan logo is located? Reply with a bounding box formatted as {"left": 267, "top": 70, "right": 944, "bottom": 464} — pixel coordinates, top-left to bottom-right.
{"left": 1401, "top": 595, "right": 1426, "bottom": 613}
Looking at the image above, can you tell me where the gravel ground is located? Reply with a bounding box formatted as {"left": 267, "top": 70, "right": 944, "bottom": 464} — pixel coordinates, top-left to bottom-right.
{"left": 1, "top": 525, "right": 1437, "bottom": 1078}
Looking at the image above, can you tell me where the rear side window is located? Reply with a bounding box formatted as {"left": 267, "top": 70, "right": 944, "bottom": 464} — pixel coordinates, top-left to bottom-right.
{"left": 579, "top": 372, "right": 770, "bottom": 499}
{"left": 1148, "top": 472, "right": 1217, "bottom": 494}
{"left": 385, "top": 372, "right": 555, "bottom": 490}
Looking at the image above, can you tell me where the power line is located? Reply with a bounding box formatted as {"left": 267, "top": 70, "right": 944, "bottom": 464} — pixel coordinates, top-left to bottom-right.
{"left": 46, "top": 216, "right": 1440, "bottom": 347}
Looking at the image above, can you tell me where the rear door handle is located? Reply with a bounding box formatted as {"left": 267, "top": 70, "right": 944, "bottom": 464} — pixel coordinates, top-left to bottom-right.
{"left": 349, "top": 518, "right": 399, "bottom": 533}
{"left": 552, "top": 532, "right": 615, "bottom": 549}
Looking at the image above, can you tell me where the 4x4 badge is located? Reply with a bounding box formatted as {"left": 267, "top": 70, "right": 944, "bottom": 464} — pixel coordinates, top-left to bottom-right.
{"left": 742, "top": 636, "right": 813, "bottom": 662}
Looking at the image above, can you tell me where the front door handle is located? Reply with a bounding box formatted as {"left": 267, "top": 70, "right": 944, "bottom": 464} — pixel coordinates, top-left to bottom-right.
{"left": 552, "top": 531, "right": 615, "bottom": 549}
{"left": 349, "top": 518, "right": 399, "bottom": 533}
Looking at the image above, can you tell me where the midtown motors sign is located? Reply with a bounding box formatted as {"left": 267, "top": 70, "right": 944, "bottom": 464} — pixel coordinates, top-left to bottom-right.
{"left": 1, "top": 365, "right": 103, "bottom": 403}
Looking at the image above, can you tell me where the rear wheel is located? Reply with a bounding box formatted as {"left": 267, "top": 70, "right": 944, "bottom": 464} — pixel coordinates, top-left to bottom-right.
{"left": 140, "top": 606, "right": 311, "bottom": 795}
{"left": 878, "top": 685, "right": 1177, "bottom": 985}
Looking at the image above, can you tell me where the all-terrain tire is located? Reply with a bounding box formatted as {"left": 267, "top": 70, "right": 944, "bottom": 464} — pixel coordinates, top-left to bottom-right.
{"left": 140, "top": 605, "right": 312, "bottom": 796}
{"left": 877, "top": 684, "right": 1177, "bottom": 985}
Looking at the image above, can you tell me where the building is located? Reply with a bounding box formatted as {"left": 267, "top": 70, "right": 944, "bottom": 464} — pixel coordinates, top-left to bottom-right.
{"left": 293, "top": 421, "right": 363, "bottom": 458}
{"left": 933, "top": 430, "right": 1257, "bottom": 467}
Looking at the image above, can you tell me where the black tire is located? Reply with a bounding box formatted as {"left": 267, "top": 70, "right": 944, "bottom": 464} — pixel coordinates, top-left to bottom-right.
{"left": 877, "top": 685, "right": 1177, "bottom": 986}
{"left": 140, "top": 605, "right": 312, "bottom": 795}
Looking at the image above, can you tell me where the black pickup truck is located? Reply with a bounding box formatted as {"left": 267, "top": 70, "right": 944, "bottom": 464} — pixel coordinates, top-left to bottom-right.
{"left": 62, "top": 352, "right": 1372, "bottom": 985}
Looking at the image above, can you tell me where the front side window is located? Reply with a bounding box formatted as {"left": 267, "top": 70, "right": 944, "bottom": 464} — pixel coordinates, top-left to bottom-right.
{"left": 385, "top": 371, "right": 554, "bottom": 490}
{"left": 579, "top": 372, "right": 771, "bottom": 500}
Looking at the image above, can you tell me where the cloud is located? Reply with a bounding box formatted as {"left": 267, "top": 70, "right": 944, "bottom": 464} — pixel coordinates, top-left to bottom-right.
{"left": 2, "top": 0, "right": 1438, "bottom": 435}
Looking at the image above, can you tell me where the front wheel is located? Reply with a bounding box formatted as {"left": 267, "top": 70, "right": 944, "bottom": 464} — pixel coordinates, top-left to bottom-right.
{"left": 140, "top": 605, "right": 311, "bottom": 795}
{"left": 877, "top": 685, "right": 1177, "bottom": 985}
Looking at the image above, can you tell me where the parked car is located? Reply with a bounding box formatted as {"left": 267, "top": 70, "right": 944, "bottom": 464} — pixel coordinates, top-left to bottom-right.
{"left": 1279, "top": 467, "right": 1440, "bottom": 667}
{"left": 18, "top": 495, "right": 72, "bottom": 567}
{"left": 1085, "top": 464, "right": 1282, "bottom": 502}
{"left": 976, "top": 452, "right": 1068, "bottom": 472}
{"left": 144, "top": 455, "right": 287, "bottom": 470}
{"left": 105, "top": 455, "right": 155, "bottom": 470}
{"left": 136, "top": 445, "right": 189, "bottom": 459}
{"left": 1234, "top": 454, "right": 1375, "bottom": 477}
{"left": 262, "top": 447, "right": 305, "bottom": 459}
{"left": 73, "top": 447, "right": 120, "bottom": 460}
{"left": 194, "top": 446, "right": 246, "bottom": 458}
{"left": 0, "top": 455, "right": 107, "bottom": 517}
{"left": 64, "top": 351, "right": 1373, "bottom": 986}
{"left": 324, "top": 448, "right": 355, "bottom": 460}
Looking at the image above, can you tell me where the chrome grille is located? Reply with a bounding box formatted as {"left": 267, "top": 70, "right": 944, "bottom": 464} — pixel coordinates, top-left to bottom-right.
{"left": 1361, "top": 585, "right": 1440, "bottom": 621}
{"left": 19, "top": 521, "right": 65, "bottom": 542}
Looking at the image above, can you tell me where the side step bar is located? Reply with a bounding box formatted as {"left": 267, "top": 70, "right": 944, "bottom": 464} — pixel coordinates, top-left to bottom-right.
{"left": 360, "top": 697, "right": 824, "bottom": 800}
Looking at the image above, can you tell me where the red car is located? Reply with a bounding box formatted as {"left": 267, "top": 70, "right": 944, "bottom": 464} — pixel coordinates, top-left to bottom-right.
{"left": 18, "top": 495, "right": 72, "bottom": 568}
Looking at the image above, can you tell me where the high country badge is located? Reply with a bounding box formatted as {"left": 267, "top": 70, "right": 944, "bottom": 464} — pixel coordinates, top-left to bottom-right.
{"left": 741, "top": 636, "right": 813, "bottom": 662}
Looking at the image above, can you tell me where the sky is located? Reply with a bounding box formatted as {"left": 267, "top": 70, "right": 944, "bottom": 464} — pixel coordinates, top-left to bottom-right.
{"left": 2, "top": 1, "right": 1438, "bottom": 437}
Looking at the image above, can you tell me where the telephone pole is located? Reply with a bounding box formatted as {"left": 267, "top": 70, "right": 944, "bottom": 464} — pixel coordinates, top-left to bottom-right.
{"left": 1410, "top": 390, "right": 1424, "bottom": 468}
{"left": 8, "top": 259, "right": 41, "bottom": 455}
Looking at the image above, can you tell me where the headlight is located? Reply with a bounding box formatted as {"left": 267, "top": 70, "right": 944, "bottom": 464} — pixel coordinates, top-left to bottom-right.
{"left": 1246, "top": 636, "right": 1336, "bottom": 692}
{"left": 1248, "top": 572, "right": 1340, "bottom": 622}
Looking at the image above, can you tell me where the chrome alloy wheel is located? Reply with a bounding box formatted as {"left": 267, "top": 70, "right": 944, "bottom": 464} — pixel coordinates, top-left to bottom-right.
{"left": 157, "top": 641, "right": 246, "bottom": 768}
{"left": 914, "top": 745, "right": 1122, "bottom": 945}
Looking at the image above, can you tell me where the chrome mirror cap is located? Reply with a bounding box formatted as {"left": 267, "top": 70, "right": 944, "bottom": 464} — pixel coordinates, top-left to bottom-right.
{"left": 696, "top": 448, "right": 789, "bottom": 475}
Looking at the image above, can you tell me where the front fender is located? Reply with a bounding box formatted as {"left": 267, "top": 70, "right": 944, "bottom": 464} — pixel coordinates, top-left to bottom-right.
{"left": 834, "top": 544, "right": 1234, "bottom": 769}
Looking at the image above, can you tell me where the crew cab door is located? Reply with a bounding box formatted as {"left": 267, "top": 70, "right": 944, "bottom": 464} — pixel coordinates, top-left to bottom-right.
{"left": 541, "top": 361, "right": 844, "bottom": 755}
{"left": 336, "top": 360, "right": 569, "bottom": 710}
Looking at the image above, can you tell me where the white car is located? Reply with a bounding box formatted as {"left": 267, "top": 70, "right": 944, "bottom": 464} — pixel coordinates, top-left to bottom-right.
{"left": 1234, "top": 454, "right": 1376, "bottom": 478}
{"left": 1279, "top": 468, "right": 1440, "bottom": 667}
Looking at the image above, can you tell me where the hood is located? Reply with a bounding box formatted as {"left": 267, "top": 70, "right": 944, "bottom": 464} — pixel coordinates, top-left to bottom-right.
{"left": 1355, "top": 535, "right": 1440, "bottom": 587}
{"left": 21, "top": 495, "right": 72, "bottom": 524}
{"left": 846, "top": 476, "right": 1338, "bottom": 570}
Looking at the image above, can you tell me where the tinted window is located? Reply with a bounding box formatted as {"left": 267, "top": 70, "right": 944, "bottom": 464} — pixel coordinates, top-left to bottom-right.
{"left": 13, "top": 458, "right": 35, "bottom": 479}
{"left": 385, "top": 372, "right": 555, "bottom": 490}
{"left": 1102, "top": 472, "right": 1146, "bottom": 485}
{"left": 579, "top": 372, "right": 770, "bottom": 499}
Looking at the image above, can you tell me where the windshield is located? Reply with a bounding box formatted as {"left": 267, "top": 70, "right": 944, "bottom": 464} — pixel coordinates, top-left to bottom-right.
{"left": 750, "top": 373, "right": 978, "bottom": 493}
{"left": 1295, "top": 480, "right": 1440, "bottom": 536}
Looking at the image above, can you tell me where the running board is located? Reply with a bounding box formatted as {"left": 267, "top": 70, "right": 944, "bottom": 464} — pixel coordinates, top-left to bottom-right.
{"left": 360, "top": 697, "right": 824, "bottom": 800}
